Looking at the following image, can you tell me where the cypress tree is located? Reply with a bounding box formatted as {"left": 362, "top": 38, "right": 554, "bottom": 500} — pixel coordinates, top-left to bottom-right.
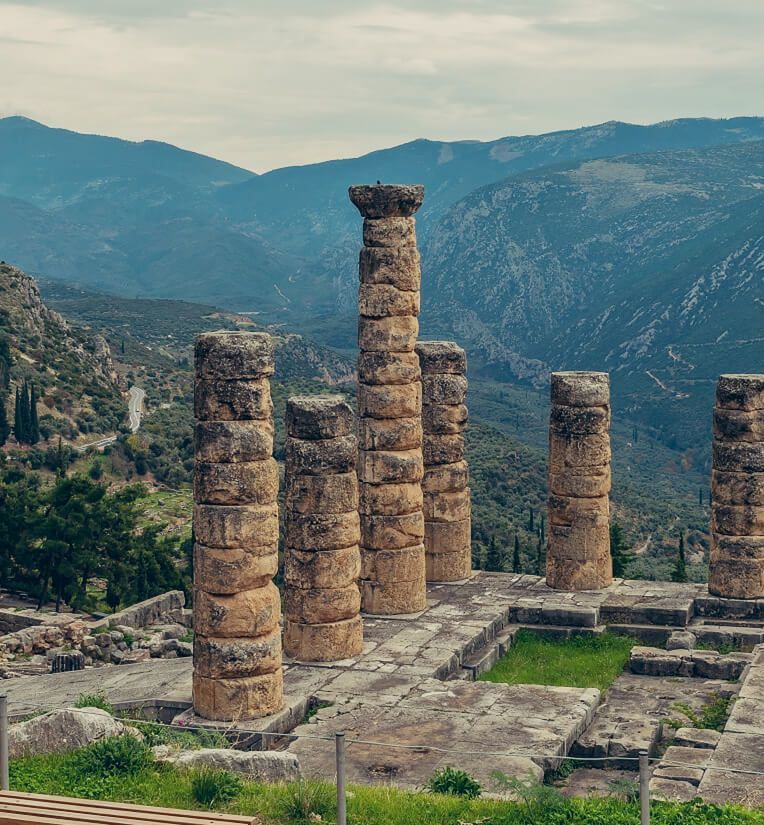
{"left": 512, "top": 534, "right": 521, "bottom": 573}
{"left": 20, "top": 382, "right": 31, "bottom": 444}
{"left": 535, "top": 534, "right": 544, "bottom": 576}
{"left": 672, "top": 532, "right": 688, "bottom": 583}
{"left": 0, "top": 393, "right": 8, "bottom": 446}
{"left": 14, "top": 387, "right": 25, "bottom": 443}
{"left": 29, "top": 384, "right": 39, "bottom": 444}
{"left": 486, "top": 535, "right": 502, "bottom": 572}
{"left": 610, "top": 522, "right": 631, "bottom": 577}
{"left": 528, "top": 507, "right": 534, "bottom": 532}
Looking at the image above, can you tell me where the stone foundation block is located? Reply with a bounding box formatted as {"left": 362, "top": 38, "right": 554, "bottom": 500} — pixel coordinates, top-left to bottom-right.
{"left": 548, "top": 467, "right": 611, "bottom": 498}
{"left": 194, "top": 378, "right": 272, "bottom": 422}
{"left": 712, "top": 504, "right": 764, "bottom": 536}
{"left": 194, "top": 584, "right": 280, "bottom": 638}
{"left": 195, "top": 332, "right": 274, "bottom": 381}
{"left": 285, "top": 472, "right": 358, "bottom": 514}
{"left": 548, "top": 494, "right": 609, "bottom": 527}
{"left": 359, "top": 283, "right": 420, "bottom": 317}
{"left": 285, "top": 511, "right": 360, "bottom": 552}
{"left": 361, "top": 512, "right": 425, "bottom": 551}
{"left": 358, "top": 246, "right": 421, "bottom": 291}
{"left": 358, "top": 316, "right": 419, "bottom": 353}
{"left": 422, "top": 374, "right": 468, "bottom": 405}
{"left": 192, "top": 669, "right": 283, "bottom": 721}
{"left": 193, "top": 503, "right": 279, "bottom": 549}
{"left": 358, "top": 382, "right": 421, "bottom": 419}
{"left": 711, "top": 470, "right": 764, "bottom": 506}
{"left": 285, "top": 435, "right": 357, "bottom": 475}
{"left": 713, "top": 407, "right": 764, "bottom": 442}
{"left": 361, "top": 544, "right": 426, "bottom": 583}
{"left": 423, "top": 433, "right": 465, "bottom": 466}
{"left": 286, "top": 395, "right": 354, "bottom": 440}
{"left": 423, "top": 491, "right": 471, "bottom": 522}
{"left": 362, "top": 216, "right": 415, "bottom": 247}
{"left": 711, "top": 534, "right": 764, "bottom": 560}
{"left": 548, "top": 523, "right": 611, "bottom": 561}
{"left": 424, "top": 519, "right": 472, "bottom": 556}
{"left": 716, "top": 374, "right": 764, "bottom": 411}
{"left": 284, "top": 546, "right": 361, "bottom": 590}
{"left": 422, "top": 460, "right": 470, "bottom": 493}
{"left": 550, "top": 405, "right": 610, "bottom": 435}
{"left": 422, "top": 404, "right": 468, "bottom": 434}
{"left": 425, "top": 550, "right": 472, "bottom": 582}
{"left": 284, "top": 616, "right": 364, "bottom": 661}
{"left": 193, "top": 629, "right": 281, "bottom": 678}
{"left": 195, "top": 421, "right": 274, "bottom": 463}
{"left": 359, "top": 416, "right": 422, "bottom": 451}
{"left": 358, "top": 351, "right": 421, "bottom": 385}
{"left": 416, "top": 341, "right": 467, "bottom": 375}
{"left": 360, "top": 576, "right": 427, "bottom": 615}
{"left": 194, "top": 544, "right": 278, "bottom": 594}
{"left": 358, "top": 481, "right": 423, "bottom": 515}
{"left": 713, "top": 441, "right": 764, "bottom": 474}
{"left": 548, "top": 431, "right": 611, "bottom": 471}
{"left": 551, "top": 372, "right": 609, "bottom": 407}
{"left": 708, "top": 558, "right": 764, "bottom": 599}
{"left": 358, "top": 448, "right": 424, "bottom": 484}
{"left": 546, "top": 555, "right": 612, "bottom": 591}
{"left": 284, "top": 584, "right": 361, "bottom": 624}
{"left": 194, "top": 459, "right": 279, "bottom": 505}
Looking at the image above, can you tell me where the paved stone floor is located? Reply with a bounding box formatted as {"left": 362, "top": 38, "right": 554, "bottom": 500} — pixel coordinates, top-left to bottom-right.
{"left": 3, "top": 574, "right": 763, "bottom": 802}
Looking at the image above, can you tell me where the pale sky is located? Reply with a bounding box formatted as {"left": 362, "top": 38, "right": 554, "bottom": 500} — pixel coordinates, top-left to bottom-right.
{"left": 1, "top": 0, "right": 763, "bottom": 172}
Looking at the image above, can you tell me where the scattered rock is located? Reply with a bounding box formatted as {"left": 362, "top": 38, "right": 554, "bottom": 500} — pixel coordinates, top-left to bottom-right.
{"left": 157, "top": 748, "right": 301, "bottom": 782}
{"left": 9, "top": 708, "right": 130, "bottom": 758}
{"left": 667, "top": 631, "right": 696, "bottom": 651}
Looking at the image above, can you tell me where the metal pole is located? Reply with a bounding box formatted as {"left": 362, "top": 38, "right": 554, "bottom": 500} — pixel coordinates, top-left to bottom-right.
{"left": 335, "top": 731, "right": 346, "bottom": 825}
{"left": 639, "top": 750, "right": 650, "bottom": 825}
{"left": 0, "top": 695, "right": 9, "bottom": 791}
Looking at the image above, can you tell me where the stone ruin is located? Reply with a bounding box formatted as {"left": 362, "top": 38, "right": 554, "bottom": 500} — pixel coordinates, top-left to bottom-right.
{"left": 185, "top": 183, "right": 764, "bottom": 724}
{"left": 710, "top": 374, "right": 764, "bottom": 599}
{"left": 547, "top": 371, "right": 613, "bottom": 591}
{"left": 193, "top": 332, "right": 283, "bottom": 720}
{"left": 283, "top": 396, "right": 363, "bottom": 661}
{"left": 416, "top": 341, "right": 472, "bottom": 581}
{"left": 349, "top": 184, "right": 427, "bottom": 616}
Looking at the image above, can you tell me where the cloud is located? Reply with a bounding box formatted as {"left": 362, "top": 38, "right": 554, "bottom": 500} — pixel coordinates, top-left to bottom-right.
{"left": 1, "top": 0, "right": 762, "bottom": 171}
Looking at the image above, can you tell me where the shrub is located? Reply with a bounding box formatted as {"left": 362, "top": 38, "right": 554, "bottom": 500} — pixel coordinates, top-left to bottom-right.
{"left": 274, "top": 779, "right": 335, "bottom": 823}
{"left": 426, "top": 766, "right": 481, "bottom": 799}
{"left": 190, "top": 767, "right": 242, "bottom": 808}
{"left": 73, "top": 692, "right": 114, "bottom": 714}
{"left": 669, "top": 693, "right": 733, "bottom": 732}
{"left": 70, "top": 735, "right": 153, "bottom": 777}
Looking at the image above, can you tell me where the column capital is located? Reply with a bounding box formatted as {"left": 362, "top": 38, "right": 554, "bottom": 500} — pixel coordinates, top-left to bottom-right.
{"left": 349, "top": 184, "right": 424, "bottom": 218}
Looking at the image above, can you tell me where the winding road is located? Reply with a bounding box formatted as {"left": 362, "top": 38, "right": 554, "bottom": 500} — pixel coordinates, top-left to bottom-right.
{"left": 74, "top": 385, "right": 145, "bottom": 452}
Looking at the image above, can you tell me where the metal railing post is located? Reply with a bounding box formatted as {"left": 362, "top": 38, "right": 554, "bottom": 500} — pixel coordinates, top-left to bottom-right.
{"left": 336, "top": 731, "right": 346, "bottom": 825}
{"left": 639, "top": 750, "right": 650, "bottom": 825}
{"left": 0, "top": 695, "right": 9, "bottom": 791}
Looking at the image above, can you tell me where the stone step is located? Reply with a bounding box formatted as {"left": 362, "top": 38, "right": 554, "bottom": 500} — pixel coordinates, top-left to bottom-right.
{"left": 693, "top": 624, "right": 764, "bottom": 650}
{"left": 600, "top": 600, "right": 693, "bottom": 627}
{"left": 460, "top": 627, "right": 517, "bottom": 680}
{"left": 509, "top": 603, "right": 599, "bottom": 628}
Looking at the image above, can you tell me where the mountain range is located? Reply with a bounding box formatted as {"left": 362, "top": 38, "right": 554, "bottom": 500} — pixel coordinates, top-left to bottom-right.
{"left": 2, "top": 113, "right": 763, "bottom": 450}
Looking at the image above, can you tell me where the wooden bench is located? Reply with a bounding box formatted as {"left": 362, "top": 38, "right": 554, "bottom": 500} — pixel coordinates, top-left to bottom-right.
{"left": 0, "top": 791, "right": 258, "bottom": 825}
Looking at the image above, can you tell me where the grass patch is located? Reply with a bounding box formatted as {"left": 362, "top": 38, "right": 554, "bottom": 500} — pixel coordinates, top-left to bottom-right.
{"left": 9, "top": 744, "right": 764, "bottom": 824}
{"left": 479, "top": 629, "right": 635, "bottom": 692}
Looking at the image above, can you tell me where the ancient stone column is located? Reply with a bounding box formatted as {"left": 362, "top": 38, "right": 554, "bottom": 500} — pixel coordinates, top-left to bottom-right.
{"left": 547, "top": 371, "right": 612, "bottom": 590}
{"left": 283, "top": 395, "right": 363, "bottom": 660}
{"left": 192, "top": 332, "right": 282, "bottom": 720}
{"left": 710, "top": 375, "right": 764, "bottom": 599}
{"left": 349, "top": 184, "right": 427, "bottom": 615}
{"left": 416, "top": 341, "right": 471, "bottom": 581}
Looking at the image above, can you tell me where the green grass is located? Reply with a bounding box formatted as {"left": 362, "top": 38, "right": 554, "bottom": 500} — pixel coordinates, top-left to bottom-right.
{"left": 10, "top": 745, "right": 764, "bottom": 824}
{"left": 479, "top": 630, "right": 635, "bottom": 693}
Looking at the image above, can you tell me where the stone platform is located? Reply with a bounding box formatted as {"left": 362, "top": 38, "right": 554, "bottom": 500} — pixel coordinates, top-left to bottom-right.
{"left": 3, "top": 573, "right": 762, "bottom": 799}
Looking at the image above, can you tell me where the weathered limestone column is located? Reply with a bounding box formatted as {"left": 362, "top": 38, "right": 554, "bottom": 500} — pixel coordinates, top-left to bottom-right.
{"left": 349, "top": 184, "right": 427, "bottom": 615}
{"left": 547, "top": 371, "right": 612, "bottom": 590}
{"left": 416, "top": 341, "right": 471, "bottom": 581}
{"left": 283, "top": 395, "right": 363, "bottom": 660}
{"left": 192, "top": 332, "right": 282, "bottom": 720}
{"left": 710, "top": 375, "right": 764, "bottom": 599}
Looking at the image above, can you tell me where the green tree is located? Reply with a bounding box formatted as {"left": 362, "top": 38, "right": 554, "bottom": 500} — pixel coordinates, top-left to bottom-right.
{"left": 672, "top": 532, "right": 688, "bottom": 583}
{"left": 528, "top": 507, "right": 534, "bottom": 532}
{"left": 485, "top": 535, "right": 503, "bottom": 572}
{"left": 610, "top": 523, "right": 631, "bottom": 577}
{"left": 535, "top": 534, "right": 544, "bottom": 576}
{"left": 0, "top": 335, "right": 11, "bottom": 390}
{"left": 0, "top": 394, "right": 9, "bottom": 447}
{"left": 512, "top": 534, "right": 522, "bottom": 574}
{"left": 29, "top": 384, "right": 40, "bottom": 445}
{"left": 14, "top": 387, "right": 25, "bottom": 443}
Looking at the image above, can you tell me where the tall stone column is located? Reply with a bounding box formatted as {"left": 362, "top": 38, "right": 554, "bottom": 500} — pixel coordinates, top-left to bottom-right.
{"left": 710, "top": 374, "right": 764, "bottom": 599}
{"left": 547, "top": 371, "right": 612, "bottom": 590}
{"left": 192, "top": 332, "right": 282, "bottom": 720}
{"left": 349, "top": 184, "right": 427, "bottom": 615}
{"left": 416, "top": 341, "right": 471, "bottom": 581}
{"left": 283, "top": 395, "right": 363, "bottom": 660}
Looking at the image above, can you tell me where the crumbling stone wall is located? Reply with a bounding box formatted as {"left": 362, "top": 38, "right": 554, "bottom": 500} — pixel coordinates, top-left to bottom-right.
{"left": 710, "top": 374, "right": 764, "bottom": 599}
{"left": 283, "top": 395, "right": 363, "bottom": 660}
{"left": 349, "top": 184, "right": 427, "bottom": 615}
{"left": 416, "top": 341, "right": 471, "bottom": 581}
{"left": 547, "top": 371, "right": 612, "bottom": 590}
{"left": 193, "top": 332, "right": 282, "bottom": 720}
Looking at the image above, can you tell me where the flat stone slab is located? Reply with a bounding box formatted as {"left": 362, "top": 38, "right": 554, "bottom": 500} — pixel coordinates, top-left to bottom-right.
{"left": 287, "top": 680, "right": 599, "bottom": 791}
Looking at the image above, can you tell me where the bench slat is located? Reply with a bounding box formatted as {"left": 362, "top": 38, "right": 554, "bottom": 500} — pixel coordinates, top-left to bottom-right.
{"left": 0, "top": 793, "right": 255, "bottom": 824}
